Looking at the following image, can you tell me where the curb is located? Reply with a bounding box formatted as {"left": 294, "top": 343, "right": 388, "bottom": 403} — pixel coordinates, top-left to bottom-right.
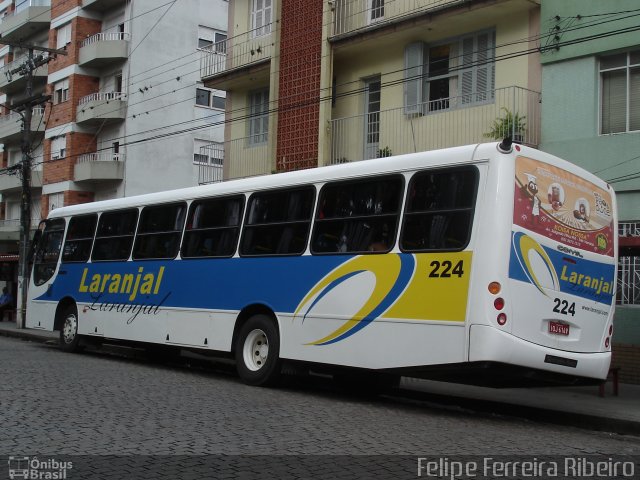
{"left": 0, "top": 327, "right": 58, "bottom": 345}
{"left": 391, "top": 388, "right": 640, "bottom": 436}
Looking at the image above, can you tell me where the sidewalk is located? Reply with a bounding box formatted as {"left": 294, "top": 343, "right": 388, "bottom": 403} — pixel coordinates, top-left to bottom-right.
{"left": 1, "top": 320, "right": 638, "bottom": 435}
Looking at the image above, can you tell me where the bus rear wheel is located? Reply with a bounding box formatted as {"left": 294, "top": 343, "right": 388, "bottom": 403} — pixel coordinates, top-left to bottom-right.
{"left": 235, "top": 314, "right": 281, "bottom": 387}
{"left": 59, "top": 305, "right": 82, "bottom": 353}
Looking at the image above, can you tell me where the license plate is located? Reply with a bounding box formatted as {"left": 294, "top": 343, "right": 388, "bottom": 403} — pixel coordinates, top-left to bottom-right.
{"left": 549, "top": 321, "right": 570, "bottom": 336}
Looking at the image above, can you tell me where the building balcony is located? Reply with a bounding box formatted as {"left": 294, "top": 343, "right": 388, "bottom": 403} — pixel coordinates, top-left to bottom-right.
{"left": 0, "top": 217, "right": 41, "bottom": 241}
{"left": 200, "top": 24, "right": 273, "bottom": 90}
{"left": 74, "top": 152, "right": 124, "bottom": 183}
{"left": 0, "top": 107, "right": 45, "bottom": 144}
{"left": 0, "top": 1, "right": 51, "bottom": 42}
{"left": 78, "top": 32, "right": 129, "bottom": 68}
{"left": 332, "top": 0, "right": 466, "bottom": 38}
{"left": 82, "top": 0, "right": 126, "bottom": 11}
{"left": 0, "top": 54, "right": 48, "bottom": 94}
{"left": 76, "top": 92, "right": 127, "bottom": 126}
{"left": 0, "top": 167, "right": 43, "bottom": 195}
{"left": 329, "top": 86, "right": 541, "bottom": 165}
{"left": 198, "top": 137, "right": 271, "bottom": 184}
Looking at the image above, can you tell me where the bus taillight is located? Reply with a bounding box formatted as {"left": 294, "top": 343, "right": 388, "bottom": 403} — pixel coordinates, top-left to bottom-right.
{"left": 488, "top": 282, "right": 501, "bottom": 294}
{"left": 609, "top": 325, "right": 613, "bottom": 336}
{"left": 494, "top": 298, "right": 505, "bottom": 310}
{"left": 497, "top": 313, "right": 507, "bottom": 326}
{"left": 605, "top": 337, "right": 610, "bottom": 349}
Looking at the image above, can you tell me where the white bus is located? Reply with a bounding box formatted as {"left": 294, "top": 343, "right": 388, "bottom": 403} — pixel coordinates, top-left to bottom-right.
{"left": 27, "top": 140, "right": 618, "bottom": 387}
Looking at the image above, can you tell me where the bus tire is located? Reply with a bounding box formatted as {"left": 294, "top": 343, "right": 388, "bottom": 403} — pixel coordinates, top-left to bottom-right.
{"left": 235, "top": 314, "right": 281, "bottom": 387}
{"left": 59, "top": 305, "right": 82, "bottom": 353}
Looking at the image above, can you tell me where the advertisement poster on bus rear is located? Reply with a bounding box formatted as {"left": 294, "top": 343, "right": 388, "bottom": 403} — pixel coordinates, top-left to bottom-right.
{"left": 513, "top": 156, "right": 614, "bottom": 256}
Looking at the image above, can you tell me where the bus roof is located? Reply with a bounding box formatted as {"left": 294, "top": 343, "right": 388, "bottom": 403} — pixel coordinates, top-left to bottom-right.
{"left": 47, "top": 142, "right": 611, "bottom": 219}
{"left": 48, "top": 143, "right": 484, "bottom": 218}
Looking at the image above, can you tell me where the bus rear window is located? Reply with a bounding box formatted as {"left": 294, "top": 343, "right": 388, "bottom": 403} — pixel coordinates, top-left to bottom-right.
{"left": 182, "top": 196, "right": 243, "bottom": 258}
{"left": 400, "top": 167, "right": 478, "bottom": 252}
{"left": 240, "top": 187, "right": 315, "bottom": 256}
{"left": 33, "top": 219, "right": 66, "bottom": 286}
{"left": 311, "top": 175, "right": 403, "bottom": 254}
{"left": 92, "top": 209, "right": 139, "bottom": 261}
{"left": 62, "top": 214, "right": 97, "bottom": 263}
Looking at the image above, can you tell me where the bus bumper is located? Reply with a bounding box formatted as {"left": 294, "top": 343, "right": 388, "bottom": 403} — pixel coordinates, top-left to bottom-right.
{"left": 469, "top": 325, "right": 611, "bottom": 381}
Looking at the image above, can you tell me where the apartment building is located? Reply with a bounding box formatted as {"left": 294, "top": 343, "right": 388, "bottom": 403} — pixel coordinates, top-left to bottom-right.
{"left": 539, "top": 0, "right": 640, "bottom": 383}
{"left": 0, "top": 0, "right": 228, "bottom": 257}
{"left": 200, "top": 0, "right": 542, "bottom": 179}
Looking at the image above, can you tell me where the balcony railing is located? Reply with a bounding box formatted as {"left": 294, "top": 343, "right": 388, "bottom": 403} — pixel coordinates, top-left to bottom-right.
{"left": 200, "top": 23, "right": 273, "bottom": 79}
{"left": 77, "top": 152, "right": 125, "bottom": 163}
{"left": 0, "top": 217, "right": 41, "bottom": 229}
{"left": 78, "top": 91, "right": 124, "bottom": 106}
{"left": 329, "top": 86, "right": 541, "bottom": 165}
{"left": 332, "top": 0, "right": 465, "bottom": 37}
{"left": 198, "top": 137, "right": 271, "bottom": 183}
{"left": 14, "top": 0, "right": 50, "bottom": 14}
{"left": 81, "top": 31, "right": 129, "bottom": 48}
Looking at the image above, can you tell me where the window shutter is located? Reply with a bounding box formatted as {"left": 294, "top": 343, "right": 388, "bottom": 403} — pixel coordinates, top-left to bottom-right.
{"left": 475, "top": 33, "right": 489, "bottom": 102}
{"left": 404, "top": 42, "right": 424, "bottom": 115}
{"left": 601, "top": 70, "right": 626, "bottom": 134}
{"left": 460, "top": 37, "right": 474, "bottom": 104}
{"left": 630, "top": 67, "right": 640, "bottom": 131}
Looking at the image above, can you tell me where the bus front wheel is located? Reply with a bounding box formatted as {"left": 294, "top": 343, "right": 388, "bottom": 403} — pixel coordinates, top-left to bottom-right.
{"left": 235, "top": 314, "right": 281, "bottom": 387}
{"left": 59, "top": 305, "right": 82, "bottom": 353}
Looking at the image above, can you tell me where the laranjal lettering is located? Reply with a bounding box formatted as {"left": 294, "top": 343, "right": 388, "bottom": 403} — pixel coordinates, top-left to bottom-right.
{"left": 560, "top": 265, "right": 613, "bottom": 297}
{"left": 79, "top": 266, "right": 165, "bottom": 302}
{"left": 87, "top": 291, "right": 172, "bottom": 324}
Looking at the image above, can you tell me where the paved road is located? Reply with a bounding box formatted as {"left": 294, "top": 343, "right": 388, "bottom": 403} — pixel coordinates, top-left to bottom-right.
{"left": 1, "top": 336, "right": 639, "bottom": 478}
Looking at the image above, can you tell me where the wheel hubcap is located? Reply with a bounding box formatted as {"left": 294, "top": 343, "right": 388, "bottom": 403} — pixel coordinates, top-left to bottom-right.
{"left": 62, "top": 314, "right": 77, "bottom": 344}
{"left": 243, "top": 329, "right": 268, "bottom": 371}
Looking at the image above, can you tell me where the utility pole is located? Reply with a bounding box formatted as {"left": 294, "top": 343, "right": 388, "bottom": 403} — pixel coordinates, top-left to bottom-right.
{"left": 0, "top": 41, "right": 67, "bottom": 328}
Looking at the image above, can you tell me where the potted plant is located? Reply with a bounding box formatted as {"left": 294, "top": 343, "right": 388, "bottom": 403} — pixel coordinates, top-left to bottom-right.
{"left": 485, "top": 108, "right": 526, "bottom": 142}
{"left": 378, "top": 146, "right": 392, "bottom": 158}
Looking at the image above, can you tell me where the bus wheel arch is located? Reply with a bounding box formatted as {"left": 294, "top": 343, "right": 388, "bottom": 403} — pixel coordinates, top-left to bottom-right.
{"left": 233, "top": 305, "right": 282, "bottom": 386}
{"left": 55, "top": 298, "right": 82, "bottom": 353}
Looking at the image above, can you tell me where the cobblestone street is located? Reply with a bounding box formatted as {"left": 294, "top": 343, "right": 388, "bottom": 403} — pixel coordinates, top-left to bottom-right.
{"left": 1, "top": 337, "right": 639, "bottom": 478}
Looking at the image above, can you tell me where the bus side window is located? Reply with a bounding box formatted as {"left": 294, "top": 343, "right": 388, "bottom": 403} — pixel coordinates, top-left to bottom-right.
{"left": 311, "top": 175, "right": 403, "bottom": 254}
{"left": 92, "top": 209, "right": 139, "bottom": 261}
{"left": 400, "top": 167, "right": 478, "bottom": 251}
{"left": 133, "top": 203, "right": 186, "bottom": 260}
{"left": 181, "top": 195, "right": 244, "bottom": 258}
{"left": 240, "top": 187, "right": 315, "bottom": 257}
{"left": 62, "top": 214, "right": 97, "bottom": 263}
{"left": 33, "top": 219, "right": 66, "bottom": 286}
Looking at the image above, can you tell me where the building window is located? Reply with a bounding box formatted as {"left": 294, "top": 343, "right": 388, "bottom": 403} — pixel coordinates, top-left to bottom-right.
{"left": 600, "top": 49, "right": 640, "bottom": 134}
{"left": 251, "top": 0, "right": 272, "bottom": 37}
{"left": 198, "top": 26, "right": 227, "bottom": 53}
{"left": 248, "top": 89, "right": 269, "bottom": 145}
{"left": 53, "top": 78, "right": 70, "bottom": 104}
{"left": 50, "top": 136, "right": 66, "bottom": 160}
{"left": 194, "top": 141, "right": 223, "bottom": 165}
{"left": 196, "top": 87, "right": 225, "bottom": 109}
{"left": 48, "top": 192, "right": 64, "bottom": 212}
{"left": 369, "top": 0, "right": 384, "bottom": 22}
{"left": 56, "top": 22, "right": 72, "bottom": 49}
{"left": 404, "top": 30, "right": 495, "bottom": 114}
